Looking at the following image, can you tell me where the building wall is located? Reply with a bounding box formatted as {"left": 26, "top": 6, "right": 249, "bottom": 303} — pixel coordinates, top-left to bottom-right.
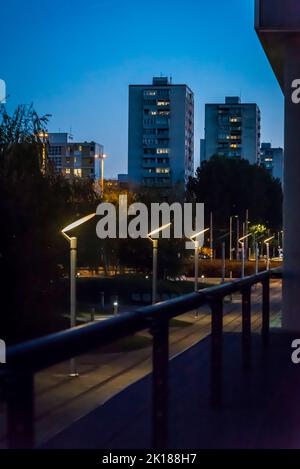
{"left": 47, "top": 133, "right": 103, "bottom": 181}
{"left": 202, "top": 97, "right": 261, "bottom": 165}
{"left": 260, "top": 142, "right": 284, "bottom": 183}
{"left": 128, "top": 77, "right": 194, "bottom": 189}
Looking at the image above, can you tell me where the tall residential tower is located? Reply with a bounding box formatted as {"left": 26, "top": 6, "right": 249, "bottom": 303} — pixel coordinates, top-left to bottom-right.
{"left": 128, "top": 77, "right": 194, "bottom": 189}
{"left": 201, "top": 96, "right": 261, "bottom": 165}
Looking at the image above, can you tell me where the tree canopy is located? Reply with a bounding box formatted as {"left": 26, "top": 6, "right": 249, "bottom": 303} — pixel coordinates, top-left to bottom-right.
{"left": 187, "top": 156, "right": 283, "bottom": 232}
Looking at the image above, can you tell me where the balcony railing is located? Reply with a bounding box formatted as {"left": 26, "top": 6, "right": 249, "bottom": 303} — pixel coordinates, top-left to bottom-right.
{"left": 0, "top": 268, "right": 281, "bottom": 449}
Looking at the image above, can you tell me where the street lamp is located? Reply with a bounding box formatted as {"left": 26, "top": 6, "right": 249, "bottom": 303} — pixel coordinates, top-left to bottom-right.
{"left": 38, "top": 131, "right": 49, "bottom": 173}
{"left": 190, "top": 228, "right": 210, "bottom": 292}
{"left": 100, "top": 153, "right": 108, "bottom": 194}
{"left": 147, "top": 223, "right": 172, "bottom": 304}
{"left": 61, "top": 212, "right": 96, "bottom": 376}
{"left": 264, "top": 235, "right": 275, "bottom": 270}
{"left": 229, "top": 215, "right": 239, "bottom": 261}
{"left": 238, "top": 233, "right": 252, "bottom": 278}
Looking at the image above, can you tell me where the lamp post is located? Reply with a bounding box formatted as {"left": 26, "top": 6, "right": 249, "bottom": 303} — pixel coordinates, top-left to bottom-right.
{"left": 38, "top": 131, "right": 49, "bottom": 173}
{"left": 190, "top": 228, "right": 210, "bottom": 291}
{"left": 210, "top": 212, "right": 213, "bottom": 260}
{"left": 61, "top": 212, "right": 96, "bottom": 376}
{"left": 236, "top": 216, "right": 240, "bottom": 260}
{"left": 264, "top": 235, "right": 275, "bottom": 270}
{"left": 255, "top": 242, "right": 259, "bottom": 275}
{"left": 147, "top": 223, "right": 172, "bottom": 304}
{"left": 238, "top": 233, "right": 252, "bottom": 278}
{"left": 100, "top": 153, "right": 108, "bottom": 194}
{"left": 229, "top": 214, "right": 239, "bottom": 261}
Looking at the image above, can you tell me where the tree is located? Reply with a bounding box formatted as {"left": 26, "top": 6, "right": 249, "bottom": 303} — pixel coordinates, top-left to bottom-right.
{"left": 0, "top": 104, "right": 101, "bottom": 343}
{"left": 187, "top": 156, "right": 283, "bottom": 233}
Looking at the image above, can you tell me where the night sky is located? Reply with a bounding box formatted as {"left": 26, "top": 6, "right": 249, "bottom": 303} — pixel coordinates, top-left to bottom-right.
{"left": 1, "top": 0, "right": 283, "bottom": 177}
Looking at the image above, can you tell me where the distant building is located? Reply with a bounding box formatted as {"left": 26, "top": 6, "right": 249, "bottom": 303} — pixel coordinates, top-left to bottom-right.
{"left": 47, "top": 133, "right": 103, "bottom": 181}
{"left": 201, "top": 97, "right": 261, "bottom": 165}
{"left": 128, "top": 76, "right": 194, "bottom": 189}
{"left": 260, "top": 142, "right": 284, "bottom": 183}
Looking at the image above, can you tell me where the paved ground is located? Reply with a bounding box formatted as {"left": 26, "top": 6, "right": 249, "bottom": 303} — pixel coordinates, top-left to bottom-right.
{"left": 0, "top": 280, "right": 282, "bottom": 448}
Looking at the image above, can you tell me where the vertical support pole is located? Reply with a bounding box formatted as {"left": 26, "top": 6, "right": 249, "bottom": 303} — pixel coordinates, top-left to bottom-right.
{"left": 229, "top": 216, "right": 233, "bottom": 261}
{"left": 242, "top": 286, "right": 252, "bottom": 370}
{"left": 151, "top": 319, "right": 169, "bottom": 449}
{"left": 152, "top": 239, "right": 158, "bottom": 305}
{"left": 70, "top": 237, "right": 78, "bottom": 377}
{"left": 262, "top": 276, "right": 270, "bottom": 346}
{"left": 210, "top": 211, "right": 213, "bottom": 260}
{"left": 7, "top": 372, "right": 34, "bottom": 448}
{"left": 101, "top": 157, "right": 104, "bottom": 194}
{"left": 266, "top": 243, "right": 270, "bottom": 270}
{"left": 245, "top": 209, "right": 249, "bottom": 259}
{"left": 194, "top": 240, "right": 199, "bottom": 292}
{"left": 210, "top": 297, "right": 223, "bottom": 408}
{"left": 221, "top": 241, "right": 225, "bottom": 283}
{"left": 241, "top": 242, "right": 245, "bottom": 278}
{"left": 236, "top": 217, "right": 240, "bottom": 260}
{"left": 255, "top": 242, "right": 259, "bottom": 275}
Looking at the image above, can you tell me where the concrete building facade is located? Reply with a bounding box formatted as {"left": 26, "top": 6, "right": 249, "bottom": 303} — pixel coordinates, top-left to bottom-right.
{"left": 47, "top": 133, "right": 103, "bottom": 181}
{"left": 201, "top": 97, "right": 261, "bottom": 165}
{"left": 128, "top": 77, "right": 194, "bottom": 189}
{"left": 260, "top": 142, "right": 284, "bottom": 183}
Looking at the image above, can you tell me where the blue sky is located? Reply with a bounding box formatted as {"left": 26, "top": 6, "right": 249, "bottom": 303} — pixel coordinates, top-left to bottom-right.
{"left": 1, "top": 0, "right": 283, "bottom": 178}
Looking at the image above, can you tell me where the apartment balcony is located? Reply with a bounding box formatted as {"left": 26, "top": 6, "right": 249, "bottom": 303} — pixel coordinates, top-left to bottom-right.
{"left": 0, "top": 270, "right": 291, "bottom": 450}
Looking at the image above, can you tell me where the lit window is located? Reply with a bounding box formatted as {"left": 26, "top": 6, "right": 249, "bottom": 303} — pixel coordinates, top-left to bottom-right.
{"left": 144, "top": 90, "right": 157, "bottom": 97}
{"left": 230, "top": 144, "right": 238, "bottom": 149}
{"left": 157, "top": 148, "right": 169, "bottom": 154}
{"left": 156, "top": 167, "right": 170, "bottom": 174}
{"left": 157, "top": 100, "right": 170, "bottom": 106}
{"left": 65, "top": 168, "right": 71, "bottom": 174}
{"left": 74, "top": 169, "right": 82, "bottom": 177}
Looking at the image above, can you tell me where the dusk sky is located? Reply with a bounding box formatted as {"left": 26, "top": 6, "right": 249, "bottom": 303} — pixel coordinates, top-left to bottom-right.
{"left": 1, "top": 0, "right": 283, "bottom": 178}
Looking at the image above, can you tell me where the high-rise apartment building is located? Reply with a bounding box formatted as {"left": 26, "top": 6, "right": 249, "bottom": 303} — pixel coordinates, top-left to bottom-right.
{"left": 260, "top": 142, "right": 284, "bottom": 183}
{"left": 201, "top": 97, "right": 261, "bottom": 165}
{"left": 128, "top": 77, "right": 194, "bottom": 189}
{"left": 47, "top": 133, "right": 103, "bottom": 181}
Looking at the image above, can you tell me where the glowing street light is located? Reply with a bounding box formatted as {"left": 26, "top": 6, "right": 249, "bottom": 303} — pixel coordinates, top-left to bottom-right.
{"left": 264, "top": 235, "right": 275, "bottom": 270}
{"left": 190, "top": 228, "right": 210, "bottom": 292}
{"left": 61, "top": 212, "right": 96, "bottom": 376}
{"left": 38, "top": 131, "right": 49, "bottom": 173}
{"left": 147, "top": 223, "right": 172, "bottom": 304}
{"left": 238, "top": 233, "right": 252, "bottom": 278}
{"left": 100, "top": 153, "right": 108, "bottom": 194}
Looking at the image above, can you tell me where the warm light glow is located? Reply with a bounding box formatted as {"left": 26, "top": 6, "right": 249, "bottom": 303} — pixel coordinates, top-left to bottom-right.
{"left": 62, "top": 213, "right": 96, "bottom": 234}
{"left": 148, "top": 222, "right": 172, "bottom": 238}
{"left": 190, "top": 228, "right": 210, "bottom": 241}
{"left": 238, "top": 233, "right": 252, "bottom": 243}
{"left": 264, "top": 235, "right": 275, "bottom": 244}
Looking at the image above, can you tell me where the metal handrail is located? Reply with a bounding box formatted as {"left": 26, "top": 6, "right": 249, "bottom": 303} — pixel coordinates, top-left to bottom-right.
{"left": 0, "top": 267, "right": 282, "bottom": 449}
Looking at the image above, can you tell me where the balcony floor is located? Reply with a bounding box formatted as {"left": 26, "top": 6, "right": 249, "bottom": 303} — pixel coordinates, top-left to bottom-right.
{"left": 42, "top": 326, "right": 300, "bottom": 449}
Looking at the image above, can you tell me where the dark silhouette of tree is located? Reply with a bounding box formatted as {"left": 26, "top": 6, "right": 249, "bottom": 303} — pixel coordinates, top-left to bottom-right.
{"left": 187, "top": 156, "right": 283, "bottom": 233}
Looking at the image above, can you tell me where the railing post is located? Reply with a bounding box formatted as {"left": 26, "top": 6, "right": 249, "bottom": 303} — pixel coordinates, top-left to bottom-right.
{"left": 210, "top": 297, "right": 223, "bottom": 409}
{"left": 262, "top": 276, "right": 270, "bottom": 346}
{"left": 242, "top": 286, "right": 252, "bottom": 370}
{"left": 150, "top": 319, "right": 169, "bottom": 449}
{"left": 6, "top": 372, "right": 34, "bottom": 448}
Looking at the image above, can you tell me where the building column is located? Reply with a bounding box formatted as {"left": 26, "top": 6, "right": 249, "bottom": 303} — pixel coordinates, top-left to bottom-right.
{"left": 282, "top": 38, "right": 300, "bottom": 331}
